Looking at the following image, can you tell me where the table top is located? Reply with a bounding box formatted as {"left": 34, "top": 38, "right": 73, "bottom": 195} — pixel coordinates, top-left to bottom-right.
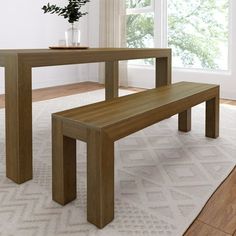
{"left": 0, "top": 47, "right": 170, "bottom": 54}
{"left": 0, "top": 48, "right": 171, "bottom": 67}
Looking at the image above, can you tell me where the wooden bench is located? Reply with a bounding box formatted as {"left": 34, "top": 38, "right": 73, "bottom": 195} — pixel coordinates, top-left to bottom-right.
{"left": 51, "top": 81, "right": 219, "bottom": 228}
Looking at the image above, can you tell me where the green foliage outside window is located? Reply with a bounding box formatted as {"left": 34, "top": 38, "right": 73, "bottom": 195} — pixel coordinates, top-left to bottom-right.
{"left": 126, "top": 0, "right": 229, "bottom": 69}
{"left": 126, "top": 0, "right": 154, "bottom": 65}
{"left": 127, "top": 13, "right": 154, "bottom": 49}
{"left": 126, "top": 0, "right": 151, "bottom": 9}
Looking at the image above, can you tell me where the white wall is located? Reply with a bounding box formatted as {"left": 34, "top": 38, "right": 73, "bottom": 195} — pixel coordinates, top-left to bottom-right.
{"left": 87, "top": 0, "right": 100, "bottom": 82}
{"left": 0, "top": 0, "right": 89, "bottom": 94}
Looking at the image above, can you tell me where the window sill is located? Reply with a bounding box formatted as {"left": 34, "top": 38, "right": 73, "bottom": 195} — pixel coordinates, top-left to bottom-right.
{"left": 127, "top": 64, "right": 231, "bottom": 76}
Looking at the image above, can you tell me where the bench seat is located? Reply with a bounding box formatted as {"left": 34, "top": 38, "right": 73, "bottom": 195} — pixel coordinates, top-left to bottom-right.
{"left": 51, "top": 81, "right": 219, "bottom": 228}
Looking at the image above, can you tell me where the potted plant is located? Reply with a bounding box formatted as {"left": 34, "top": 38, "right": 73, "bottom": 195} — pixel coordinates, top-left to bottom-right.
{"left": 42, "top": 0, "right": 90, "bottom": 46}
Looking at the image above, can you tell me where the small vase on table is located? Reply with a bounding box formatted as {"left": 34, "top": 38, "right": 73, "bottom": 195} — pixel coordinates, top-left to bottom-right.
{"left": 42, "top": 0, "right": 89, "bottom": 48}
{"left": 65, "top": 23, "right": 81, "bottom": 47}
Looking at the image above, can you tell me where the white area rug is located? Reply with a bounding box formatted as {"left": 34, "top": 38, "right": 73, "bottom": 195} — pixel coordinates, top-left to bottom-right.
{"left": 0, "top": 89, "right": 236, "bottom": 236}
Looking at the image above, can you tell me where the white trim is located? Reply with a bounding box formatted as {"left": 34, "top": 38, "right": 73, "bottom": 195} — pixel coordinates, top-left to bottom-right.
{"left": 162, "top": 0, "right": 168, "bottom": 47}
{"left": 126, "top": 0, "right": 154, "bottom": 15}
{"left": 126, "top": 6, "right": 153, "bottom": 15}
{"left": 173, "top": 67, "right": 231, "bottom": 75}
{"left": 128, "top": 64, "right": 232, "bottom": 76}
{"left": 228, "top": 0, "right": 233, "bottom": 74}
{"left": 154, "top": 0, "right": 161, "bottom": 47}
{"left": 154, "top": 0, "right": 167, "bottom": 47}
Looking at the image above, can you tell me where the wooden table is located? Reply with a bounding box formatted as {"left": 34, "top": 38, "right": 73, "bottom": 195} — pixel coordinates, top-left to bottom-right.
{"left": 0, "top": 48, "right": 171, "bottom": 184}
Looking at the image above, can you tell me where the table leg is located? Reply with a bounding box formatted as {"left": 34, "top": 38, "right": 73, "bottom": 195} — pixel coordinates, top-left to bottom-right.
{"left": 156, "top": 57, "right": 172, "bottom": 87}
{"left": 105, "top": 61, "right": 119, "bottom": 100}
{"left": 5, "top": 56, "right": 33, "bottom": 183}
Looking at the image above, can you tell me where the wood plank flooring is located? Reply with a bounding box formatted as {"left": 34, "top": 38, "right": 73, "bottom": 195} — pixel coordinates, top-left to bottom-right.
{"left": 0, "top": 82, "right": 236, "bottom": 235}
{"left": 0, "top": 82, "right": 104, "bottom": 108}
{"left": 185, "top": 220, "right": 231, "bottom": 236}
{"left": 185, "top": 168, "right": 236, "bottom": 236}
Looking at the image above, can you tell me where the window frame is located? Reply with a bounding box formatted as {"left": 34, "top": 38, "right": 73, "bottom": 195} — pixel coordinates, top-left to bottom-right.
{"left": 126, "top": 0, "right": 154, "bottom": 15}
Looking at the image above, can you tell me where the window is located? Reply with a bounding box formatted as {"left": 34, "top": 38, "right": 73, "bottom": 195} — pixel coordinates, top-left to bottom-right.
{"left": 126, "top": 0, "right": 154, "bottom": 65}
{"left": 126, "top": 0, "right": 230, "bottom": 71}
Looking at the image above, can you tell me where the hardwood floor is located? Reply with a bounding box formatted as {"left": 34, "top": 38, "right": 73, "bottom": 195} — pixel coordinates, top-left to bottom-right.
{"left": 185, "top": 220, "right": 231, "bottom": 236}
{"left": 0, "top": 82, "right": 236, "bottom": 235}
{"left": 184, "top": 168, "right": 236, "bottom": 236}
{"left": 0, "top": 82, "right": 145, "bottom": 109}
{"left": 0, "top": 82, "right": 104, "bottom": 108}
{"left": 220, "top": 99, "right": 236, "bottom": 106}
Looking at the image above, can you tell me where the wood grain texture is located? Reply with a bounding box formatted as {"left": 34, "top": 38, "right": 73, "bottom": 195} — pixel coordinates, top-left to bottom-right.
{"left": 184, "top": 220, "right": 230, "bottom": 236}
{"left": 0, "top": 55, "right": 4, "bottom": 66}
{"left": 0, "top": 48, "right": 171, "bottom": 184}
{"left": 0, "top": 48, "right": 171, "bottom": 67}
{"left": 55, "top": 82, "right": 219, "bottom": 141}
{"left": 105, "top": 61, "right": 119, "bottom": 100}
{"left": 52, "top": 81, "right": 219, "bottom": 228}
{"left": 156, "top": 56, "right": 172, "bottom": 87}
{"left": 5, "top": 55, "right": 33, "bottom": 183}
{"left": 178, "top": 109, "right": 192, "bottom": 132}
{"left": 0, "top": 82, "right": 145, "bottom": 109}
{"left": 87, "top": 129, "right": 114, "bottom": 228}
{"left": 31, "top": 82, "right": 104, "bottom": 102}
{"left": 198, "top": 168, "right": 236, "bottom": 235}
{"left": 1, "top": 82, "right": 236, "bottom": 233}
{"left": 0, "top": 82, "right": 104, "bottom": 109}
{"left": 221, "top": 99, "right": 236, "bottom": 105}
{"left": 52, "top": 117, "right": 77, "bottom": 205}
{"left": 206, "top": 92, "right": 220, "bottom": 138}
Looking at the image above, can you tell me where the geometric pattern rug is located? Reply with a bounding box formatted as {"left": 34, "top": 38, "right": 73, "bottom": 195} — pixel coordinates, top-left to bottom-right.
{"left": 0, "top": 89, "right": 236, "bottom": 236}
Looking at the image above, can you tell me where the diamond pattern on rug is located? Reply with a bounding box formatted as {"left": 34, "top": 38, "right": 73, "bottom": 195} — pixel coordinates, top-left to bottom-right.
{"left": 0, "top": 89, "right": 236, "bottom": 236}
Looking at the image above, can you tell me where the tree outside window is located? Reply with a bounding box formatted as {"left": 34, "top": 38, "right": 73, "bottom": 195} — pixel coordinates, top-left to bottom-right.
{"left": 126, "top": 0, "right": 229, "bottom": 70}
{"left": 126, "top": 0, "right": 154, "bottom": 65}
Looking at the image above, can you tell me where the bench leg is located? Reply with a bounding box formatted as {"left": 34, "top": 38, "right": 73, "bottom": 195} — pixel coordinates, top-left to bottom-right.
{"left": 178, "top": 109, "right": 191, "bottom": 132}
{"left": 52, "top": 117, "right": 77, "bottom": 205}
{"left": 206, "top": 96, "right": 219, "bottom": 138}
{"left": 87, "top": 129, "right": 114, "bottom": 228}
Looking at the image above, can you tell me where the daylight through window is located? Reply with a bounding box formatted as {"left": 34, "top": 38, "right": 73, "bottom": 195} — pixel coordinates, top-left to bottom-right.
{"left": 126, "top": 0, "right": 229, "bottom": 70}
